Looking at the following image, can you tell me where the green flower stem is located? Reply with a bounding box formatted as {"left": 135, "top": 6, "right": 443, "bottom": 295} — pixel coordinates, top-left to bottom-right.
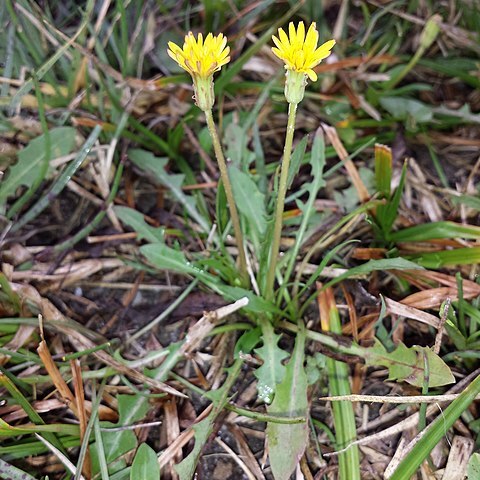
{"left": 265, "top": 102, "right": 298, "bottom": 301}
{"left": 204, "top": 109, "right": 249, "bottom": 286}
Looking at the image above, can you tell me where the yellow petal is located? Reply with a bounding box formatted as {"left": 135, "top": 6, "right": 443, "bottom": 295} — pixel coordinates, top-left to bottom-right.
{"left": 304, "top": 22, "right": 318, "bottom": 51}
{"left": 271, "top": 46, "right": 283, "bottom": 59}
{"left": 296, "top": 21, "right": 305, "bottom": 45}
{"left": 312, "top": 39, "right": 336, "bottom": 61}
{"left": 219, "top": 35, "right": 227, "bottom": 52}
{"left": 278, "top": 28, "right": 289, "bottom": 47}
{"left": 271, "top": 34, "right": 282, "bottom": 50}
{"left": 289, "top": 22, "right": 296, "bottom": 46}
{"left": 294, "top": 49, "right": 305, "bottom": 69}
{"left": 168, "top": 41, "right": 182, "bottom": 55}
{"left": 167, "top": 49, "right": 178, "bottom": 62}
{"left": 306, "top": 69, "right": 317, "bottom": 81}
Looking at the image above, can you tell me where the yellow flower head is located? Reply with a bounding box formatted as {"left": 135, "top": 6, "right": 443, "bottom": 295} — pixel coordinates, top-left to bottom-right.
{"left": 167, "top": 32, "right": 230, "bottom": 79}
{"left": 272, "top": 22, "right": 335, "bottom": 82}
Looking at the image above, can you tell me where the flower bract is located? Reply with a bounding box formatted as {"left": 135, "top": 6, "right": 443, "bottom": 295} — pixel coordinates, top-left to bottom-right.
{"left": 272, "top": 22, "right": 335, "bottom": 82}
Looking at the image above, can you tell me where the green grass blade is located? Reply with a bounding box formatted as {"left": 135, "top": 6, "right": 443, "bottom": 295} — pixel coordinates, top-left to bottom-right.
{"left": 319, "top": 288, "right": 360, "bottom": 480}
{"left": 390, "top": 221, "right": 480, "bottom": 243}
{"left": 389, "top": 373, "right": 480, "bottom": 480}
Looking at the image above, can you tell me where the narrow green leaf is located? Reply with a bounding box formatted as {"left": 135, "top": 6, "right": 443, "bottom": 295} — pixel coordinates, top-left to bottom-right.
{"left": 390, "top": 221, "right": 480, "bottom": 243}
{"left": 10, "top": 125, "right": 101, "bottom": 232}
{"left": 287, "top": 136, "right": 308, "bottom": 190}
{"left": 229, "top": 165, "right": 267, "bottom": 238}
{"left": 380, "top": 97, "right": 433, "bottom": 123}
{"left": 382, "top": 159, "right": 408, "bottom": 235}
{"left": 115, "top": 206, "right": 165, "bottom": 243}
{"left": 321, "top": 289, "right": 360, "bottom": 480}
{"left": 407, "top": 246, "right": 480, "bottom": 268}
{"left": 321, "top": 258, "right": 423, "bottom": 291}
{"left": 374, "top": 143, "right": 392, "bottom": 198}
{"left": 0, "top": 372, "right": 65, "bottom": 453}
{"left": 267, "top": 323, "right": 308, "bottom": 480}
{"left": 0, "top": 127, "right": 76, "bottom": 203}
{"left": 0, "top": 419, "right": 79, "bottom": 437}
{"left": 451, "top": 194, "right": 480, "bottom": 211}
{"left": 283, "top": 132, "right": 326, "bottom": 291}
{"left": 217, "top": 285, "right": 281, "bottom": 314}
{"left": 140, "top": 243, "right": 217, "bottom": 285}
{"left": 128, "top": 149, "right": 210, "bottom": 232}
{"left": 175, "top": 360, "right": 243, "bottom": 480}
{"left": 130, "top": 443, "right": 160, "bottom": 480}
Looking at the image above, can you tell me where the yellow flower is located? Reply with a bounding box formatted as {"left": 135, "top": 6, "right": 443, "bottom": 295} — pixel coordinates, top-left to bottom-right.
{"left": 272, "top": 22, "right": 335, "bottom": 82}
{"left": 167, "top": 32, "right": 230, "bottom": 111}
{"left": 167, "top": 32, "right": 230, "bottom": 79}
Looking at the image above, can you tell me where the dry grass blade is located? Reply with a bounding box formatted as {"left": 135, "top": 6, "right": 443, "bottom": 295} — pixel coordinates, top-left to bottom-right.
{"left": 13, "top": 282, "right": 184, "bottom": 398}
{"left": 163, "top": 398, "right": 181, "bottom": 480}
{"left": 323, "top": 124, "right": 370, "bottom": 203}
{"left": 442, "top": 436, "right": 474, "bottom": 480}
{"left": 71, "top": 359, "right": 91, "bottom": 479}
{"left": 158, "top": 404, "right": 214, "bottom": 469}
{"left": 384, "top": 296, "right": 441, "bottom": 328}
{"left": 34, "top": 433, "right": 86, "bottom": 480}
{"left": 37, "top": 335, "right": 79, "bottom": 418}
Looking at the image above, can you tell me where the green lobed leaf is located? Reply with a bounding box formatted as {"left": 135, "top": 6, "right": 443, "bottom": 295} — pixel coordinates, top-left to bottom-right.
{"left": 365, "top": 340, "right": 455, "bottom": 387}
{"left": 266, "top": 325, "right": 308, "bottom": 480}
{"left": 0, "top": 127, "right": 76, "bottom": 203}
{"left": 254, "top": 323, "right": 288, "bottom": 404}
{"left": 175, "top": 416, "right": 211, "bottom": 480}
{"left": 115, "top": 206, "right": 165, "bottom": 243}
{"left": 130, "top": 443, "right": 160, "bottom": 480}
{"left": 234, "top": 327, "right": 262, "bottom": 358}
